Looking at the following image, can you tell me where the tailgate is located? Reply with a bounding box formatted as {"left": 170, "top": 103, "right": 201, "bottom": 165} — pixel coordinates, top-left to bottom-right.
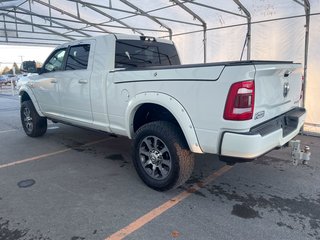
{"left": 253, "top": 63, "right": 303, "bottom": 124}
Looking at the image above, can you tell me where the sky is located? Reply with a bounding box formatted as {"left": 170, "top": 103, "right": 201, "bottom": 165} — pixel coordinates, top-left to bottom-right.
{"left": 0, "top": 45, "right": 54, "bottom": 71}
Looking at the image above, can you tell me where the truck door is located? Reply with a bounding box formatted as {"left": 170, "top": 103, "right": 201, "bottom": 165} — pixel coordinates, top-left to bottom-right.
{"left": 32, "top": 48, "right": 67, "bottom": 117}
{"left": 58, "top": 40, "right": 95, "bottom": 123}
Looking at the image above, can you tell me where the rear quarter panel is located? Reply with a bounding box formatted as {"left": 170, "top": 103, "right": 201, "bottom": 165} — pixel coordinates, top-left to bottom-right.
{"left": 107, "top": 64, "right": 255, "bottom": 154}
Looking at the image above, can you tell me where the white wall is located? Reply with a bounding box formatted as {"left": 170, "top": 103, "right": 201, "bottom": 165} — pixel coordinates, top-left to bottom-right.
{"left": 172, "top": 0, "right": 320, "bottom": 133}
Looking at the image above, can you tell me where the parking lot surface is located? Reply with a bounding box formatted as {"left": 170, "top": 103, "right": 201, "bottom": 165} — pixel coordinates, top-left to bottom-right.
{"left": 0, "top": 92, "right": 319, "bottom": 240}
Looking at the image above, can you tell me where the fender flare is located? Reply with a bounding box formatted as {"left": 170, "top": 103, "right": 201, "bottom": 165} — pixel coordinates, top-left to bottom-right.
{"left": 19, "top": 85, "right": 44, "bottom": 117}
{"left": 125, "top": 92, "right": 203, "bottom": 154}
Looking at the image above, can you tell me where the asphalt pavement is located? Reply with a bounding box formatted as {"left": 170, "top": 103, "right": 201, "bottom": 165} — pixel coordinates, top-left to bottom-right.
{"left": 0, "top": 90, "right": 319, "bottom": 240}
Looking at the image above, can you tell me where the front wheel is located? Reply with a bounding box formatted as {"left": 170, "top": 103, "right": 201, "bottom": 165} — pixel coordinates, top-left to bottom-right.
{"left": 21, "top": 100, "right": 47, "bottom": 137}
{"left": 133, "top": 121, "right": 194, "bottom": 191}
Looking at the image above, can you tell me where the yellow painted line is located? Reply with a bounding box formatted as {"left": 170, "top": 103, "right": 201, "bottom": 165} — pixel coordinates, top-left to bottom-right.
{"left": 0, "top": 138, "right": 110, "bottom": 169}
{"left": 105, "top": 165, "right": 233, "bottom": 240}
{"left": 0, "top": 129, "right": 17, "bottom": 133}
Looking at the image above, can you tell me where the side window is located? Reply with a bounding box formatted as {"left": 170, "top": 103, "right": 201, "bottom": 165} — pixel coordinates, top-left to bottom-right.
{"left": 115, "top": 41, "right": 160, "bottom": 68}
{"left": 66, "top": 44, "right": 90, "bottom": 70}
{"left": 44, "top": 48, "right": 66, "bottom": 72}
{"left": 115, "top": 40, "right": 180, "bottom": 68}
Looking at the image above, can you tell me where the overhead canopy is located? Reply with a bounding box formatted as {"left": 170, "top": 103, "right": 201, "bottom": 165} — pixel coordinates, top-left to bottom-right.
{"left": 0, "top": 0, "right": 319, "bottom": 134}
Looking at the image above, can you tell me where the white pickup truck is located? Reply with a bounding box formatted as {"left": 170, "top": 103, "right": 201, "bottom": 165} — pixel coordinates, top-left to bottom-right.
{"left": 19, "top": 34, "right": 306, "bottom": 191}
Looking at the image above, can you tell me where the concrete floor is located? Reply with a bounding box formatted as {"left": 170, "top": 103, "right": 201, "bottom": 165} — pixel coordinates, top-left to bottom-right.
{"left": 0, "top": 91, "right": 319, "bottom": 240}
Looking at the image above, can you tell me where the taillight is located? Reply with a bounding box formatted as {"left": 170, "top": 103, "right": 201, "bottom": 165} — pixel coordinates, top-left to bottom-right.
{"left": 224, "top": 80, "right": 255, "bottom": 121}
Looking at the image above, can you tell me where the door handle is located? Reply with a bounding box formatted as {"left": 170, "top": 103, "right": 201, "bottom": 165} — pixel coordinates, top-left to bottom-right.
{"left": 50, "top": 79, "right": 57, "bottom": 83}
{"left": 78, "top": 79, "right": 88, "bottom": 84}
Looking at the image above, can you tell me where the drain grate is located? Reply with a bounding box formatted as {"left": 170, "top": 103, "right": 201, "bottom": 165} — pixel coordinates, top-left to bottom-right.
{"left": 17, "top": 179, "right": 36, "bottom": 188}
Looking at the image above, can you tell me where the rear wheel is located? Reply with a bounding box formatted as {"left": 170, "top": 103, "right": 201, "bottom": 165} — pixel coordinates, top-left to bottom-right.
{"left": 133, "top": 121, "right": 194, "bottom": 191}
{"left": 21, "top": 100, "right": 47, "bottom": 137}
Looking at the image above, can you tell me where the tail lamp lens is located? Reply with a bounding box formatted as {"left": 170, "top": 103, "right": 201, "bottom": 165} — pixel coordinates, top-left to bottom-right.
{"left": 224, "top": 80, "right": 255, "bottom": 121}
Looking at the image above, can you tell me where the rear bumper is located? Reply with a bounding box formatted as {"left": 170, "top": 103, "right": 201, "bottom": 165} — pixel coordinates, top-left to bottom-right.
{"left": 220, "top": 107, "right": 306, "bottom": 159}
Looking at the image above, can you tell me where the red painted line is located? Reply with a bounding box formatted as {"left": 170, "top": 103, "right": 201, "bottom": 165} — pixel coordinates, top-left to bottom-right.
{"left": 105, "top": 165, "right": 233, "bottom": 240}
{"left": 0, "top": 138, "right": 110, "bottom": 169}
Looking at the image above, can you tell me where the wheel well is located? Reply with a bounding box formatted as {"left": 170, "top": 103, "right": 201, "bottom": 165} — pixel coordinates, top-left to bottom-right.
{"left": 20, "top": 91, "right": 31, "bottom": 103}
{"left": 133, "top": 103, "right": 180, "bottom": 133}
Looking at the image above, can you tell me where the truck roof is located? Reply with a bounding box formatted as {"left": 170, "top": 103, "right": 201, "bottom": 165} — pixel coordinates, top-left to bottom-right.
{"left": 55, "top": 34, "right": 174, "bottom": 50}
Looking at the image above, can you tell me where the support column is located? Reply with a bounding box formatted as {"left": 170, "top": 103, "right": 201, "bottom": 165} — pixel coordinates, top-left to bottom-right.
{"left": 303, "top": 0, "right": 310, "bottom": 108}
{"left": 233, "top": 0, "right": 251, "bottom": 60}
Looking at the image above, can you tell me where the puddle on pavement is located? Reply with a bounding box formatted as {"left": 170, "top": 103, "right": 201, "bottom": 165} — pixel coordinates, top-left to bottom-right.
{"left": 231, "top": 204, "right": 261, "bottom": 219}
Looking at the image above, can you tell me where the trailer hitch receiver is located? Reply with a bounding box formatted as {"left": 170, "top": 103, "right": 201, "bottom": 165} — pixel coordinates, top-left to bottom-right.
{"left": 289, "top": 140, "right": 311, "bottom": 166}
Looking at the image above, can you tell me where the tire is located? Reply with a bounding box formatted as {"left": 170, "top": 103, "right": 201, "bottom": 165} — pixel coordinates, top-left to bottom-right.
{"left": 133, "top": 121, "right": 194, "bottom": 191}
{"left": 20, "top": 100, "right": 47, "bottom": 137}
